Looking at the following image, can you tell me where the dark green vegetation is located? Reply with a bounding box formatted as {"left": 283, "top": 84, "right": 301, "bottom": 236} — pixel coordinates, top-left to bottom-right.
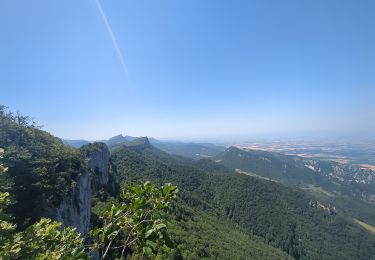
{"left": 111, "top": 141, "right": 375, "bottom": 259}
{"left": 2, "top": 106, "right": 375, "bottom": 259}
{"left": 167, "top": 204, "right": 292, "bottom": 259}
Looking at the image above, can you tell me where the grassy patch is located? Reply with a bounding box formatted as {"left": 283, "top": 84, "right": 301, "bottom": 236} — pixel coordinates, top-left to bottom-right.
{"left": 354, "top": 219, "right": 375, "bottom": 234}
{"left": 235, "top": 168, "right": 279, "bottom": 182}
{"left": 304, "top": 184, "right": 333, "bottom": 197}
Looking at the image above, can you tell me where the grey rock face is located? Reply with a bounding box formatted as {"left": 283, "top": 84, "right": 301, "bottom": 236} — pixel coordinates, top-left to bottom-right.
{"left": 49, "top": 143, "right": 110, "bottom": 235}
{"left": 81, "top": 143, "right": 110, "bottom": 186}
{"left": 53, "top": 170, "right": 92, "bottom": 234}
{"left": 84, "top": 144, "right": 110, "bottom": 186}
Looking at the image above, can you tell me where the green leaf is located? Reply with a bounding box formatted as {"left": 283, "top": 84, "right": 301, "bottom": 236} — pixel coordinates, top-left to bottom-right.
{"left": 146, "top": 240, "right": 157, "bottom": 250}
{"left": 143, "top": 246, "right": 153, "bottom": 256}
{"left": 145, "top": 229, "right": 154, "bottom": 238}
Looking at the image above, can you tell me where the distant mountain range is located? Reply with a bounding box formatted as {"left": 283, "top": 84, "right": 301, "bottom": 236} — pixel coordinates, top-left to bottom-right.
{"left": 61, "top": 139, "right": 89, "bottom": 148}
{"left": 62, "top": 134, "right": 226, "bottom": 159}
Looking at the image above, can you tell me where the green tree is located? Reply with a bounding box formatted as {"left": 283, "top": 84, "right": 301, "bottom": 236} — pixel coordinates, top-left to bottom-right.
{"left": 0, "top": 148, "right": 17, "bottom": 257}
{"left": 90, "top": 182, "right": 178, "bottom": 259}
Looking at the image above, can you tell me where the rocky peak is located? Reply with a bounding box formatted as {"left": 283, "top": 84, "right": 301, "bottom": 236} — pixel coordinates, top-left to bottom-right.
{"left": 80, "top": 142, "right": 110, "bottom": 186}
{"left": 126, "top": 137, "right": 151, "bottom": 151}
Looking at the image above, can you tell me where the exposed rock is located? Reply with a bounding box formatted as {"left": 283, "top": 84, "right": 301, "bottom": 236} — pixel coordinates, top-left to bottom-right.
{"left": 80, "top": 142, "right": 110, "bottom": 186}
{"left": 126, "top": 137, "right": 151, "bottom": 151}
{"left": 47, "top": 143, "right": 110, "bottom": 236}
{"left": 52, "top": 169, "right": 92, "bottom": 234}
{"left": 309, "top": 200, "right": 337, "bottom": 215}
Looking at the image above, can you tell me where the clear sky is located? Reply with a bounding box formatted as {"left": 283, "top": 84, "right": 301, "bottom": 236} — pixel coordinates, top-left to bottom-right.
{"left": 1, "top": 0, "right": 374, "bottom": 141}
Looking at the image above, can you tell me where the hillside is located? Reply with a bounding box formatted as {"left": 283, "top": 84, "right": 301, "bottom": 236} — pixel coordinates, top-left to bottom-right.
{"left": 110, "top": 142, "right": 375, "bottom": 259}
{"left": 215, "top": 147, "right": 375, "bottom": 204}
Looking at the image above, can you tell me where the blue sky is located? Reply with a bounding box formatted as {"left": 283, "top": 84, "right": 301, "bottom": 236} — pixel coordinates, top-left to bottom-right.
{"left": 1, "top": 0, "right": 374, "bottom": 140}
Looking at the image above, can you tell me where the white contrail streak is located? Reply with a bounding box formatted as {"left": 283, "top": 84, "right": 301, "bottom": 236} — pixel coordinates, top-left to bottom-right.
{"left": 95, "top": 0, "right": 129, "bottom": 79}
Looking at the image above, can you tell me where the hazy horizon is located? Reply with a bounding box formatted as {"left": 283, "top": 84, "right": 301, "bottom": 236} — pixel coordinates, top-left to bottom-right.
{"left": 1, "top": 0, "right": 374, "bottom": 140}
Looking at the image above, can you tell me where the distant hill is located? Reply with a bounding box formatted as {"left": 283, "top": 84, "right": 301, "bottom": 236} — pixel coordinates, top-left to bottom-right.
{"left": 214, "top": 147, "right": 375, "bottom": 204}
{"left": 62, "top": 134, "right": 137, "bottom": 149}
{"left": 62, "top": 139, "right": 89, "bottom": 148}
{"left": 63, "top": 134, "right": 226, "bottom": 159}
{"left": 105, "top": 134, "right": 137, "bottom": 149}
{"left": 149, "top": 140, "right": 226, "bottom": 159}
{"left": 106, "top": 134, "right": 226, "bottom": 159}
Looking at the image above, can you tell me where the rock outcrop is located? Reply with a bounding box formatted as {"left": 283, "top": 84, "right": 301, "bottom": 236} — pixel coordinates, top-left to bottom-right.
{"left": 309, "top": 200, "right": 337, "bottom": 215}
{"left": 81, "top": 142, "right": 110, "bottom": 186}
{"left": 53, "top": 169, "right": 92, "bottom": 234}
{"left": 126, "top": 137, "right": 151, "bottom": 151}
{"left": 49, "top": 142, "right": 110, "bottom": 235}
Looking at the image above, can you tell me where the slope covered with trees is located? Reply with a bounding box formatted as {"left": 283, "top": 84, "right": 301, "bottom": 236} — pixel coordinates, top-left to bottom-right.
{"left": 110, "top": 141, "right": 375, "bottom": 259}
{"left": 215, "top": 147, "right": 375, "bottom": 204}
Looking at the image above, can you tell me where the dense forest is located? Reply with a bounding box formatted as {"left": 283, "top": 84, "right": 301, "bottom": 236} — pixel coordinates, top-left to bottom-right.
{"left": 110, "top": 143, "right": 375, "bottom": 259}
{"left": 1, "top": 106, "right": 375, "bottom": 259}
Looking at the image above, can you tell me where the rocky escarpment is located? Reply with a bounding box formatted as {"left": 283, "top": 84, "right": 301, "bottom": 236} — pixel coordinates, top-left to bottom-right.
{"left": 81, "top": 142, "right": 110, "bottom": 186}
{"left": 52, "top": 169, "right": 92, "bottom": 234}
{"left": 48, "top": 142, "right": 110, "bottom": 235}
{"left": 125, "top": 137, "right": 151, "bottom": 151}
{"left": 309, "top": 200, "right": 337, "bottom": 215}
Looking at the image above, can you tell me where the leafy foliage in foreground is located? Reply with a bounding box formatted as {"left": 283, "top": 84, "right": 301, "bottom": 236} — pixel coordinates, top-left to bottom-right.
{"left": 90, "top": 182, "right": 178, "bottom": 259}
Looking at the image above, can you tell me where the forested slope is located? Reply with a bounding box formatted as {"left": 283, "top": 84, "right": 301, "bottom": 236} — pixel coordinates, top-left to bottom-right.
{"left": 215, "top": 147, "right": 375, "bottom": 204}
{"left": 110, "top": 141, "right": 375, "bottom": 259}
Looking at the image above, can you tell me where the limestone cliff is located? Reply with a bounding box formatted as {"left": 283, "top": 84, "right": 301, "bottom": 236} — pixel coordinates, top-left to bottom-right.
{"left": 49, "top": 142, "right": 110, "bottom": 235}
{"left": 81, "top": 142, "right": 110, "bottom": 186}
{"left": 53, "top": 169, "right": 92, "bottom": 234}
